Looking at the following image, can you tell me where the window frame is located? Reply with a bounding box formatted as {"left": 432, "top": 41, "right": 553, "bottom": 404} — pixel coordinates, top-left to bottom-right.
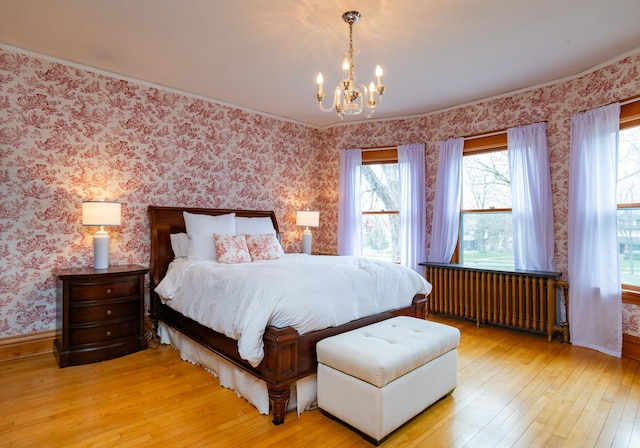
{"left": 619, "top": 99, "right": 640, "bottom": 297}
{"left": 452, "top": 133, "right": 509, "bottom": 264}
{"left": 361, "top": 148, "right": 400, "bottom": 261}
{"left": 361, "top": 147, "right": 399, "bottom": 219}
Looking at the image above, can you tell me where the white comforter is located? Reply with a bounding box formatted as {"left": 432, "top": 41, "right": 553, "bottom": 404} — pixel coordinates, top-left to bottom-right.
{"left": 155, "top": 254, "right": 432, "bottom": 367}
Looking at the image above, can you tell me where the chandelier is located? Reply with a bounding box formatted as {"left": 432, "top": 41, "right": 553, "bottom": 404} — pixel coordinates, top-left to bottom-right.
{"left": 315, "top": 11, "right": 386, "bottom": 119}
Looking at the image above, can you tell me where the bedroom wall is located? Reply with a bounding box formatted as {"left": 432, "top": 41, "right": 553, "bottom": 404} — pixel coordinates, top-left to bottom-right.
{"left": 313, "top": 51, "right": 640, "bottom": 339}
{"left": 0, "top": 46, "right": 321, "bottom": 338}
{"left": 2, "top": 44, "right": 640, "bottom": 341}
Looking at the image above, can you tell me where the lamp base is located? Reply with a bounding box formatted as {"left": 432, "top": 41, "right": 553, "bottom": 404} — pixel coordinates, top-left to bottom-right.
{"left": 93, "top": 230, "right": 110, "bottom": 270}
{"left": 302, "top": 229, "right": 313, "bottom": 255}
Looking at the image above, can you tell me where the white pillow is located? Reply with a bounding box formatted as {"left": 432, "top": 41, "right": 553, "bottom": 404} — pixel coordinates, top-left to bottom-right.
{"left": 183, "top": 212, "right": 236, "bottom": 260}
{"left": 169, "top": 233, "right": 189, "bottom": 258}
{"left": 235, "top": 216, "right": 276, "bottom": 236}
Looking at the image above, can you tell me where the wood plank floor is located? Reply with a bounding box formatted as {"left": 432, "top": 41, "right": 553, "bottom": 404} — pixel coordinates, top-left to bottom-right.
{"left": 1, "top": 315, "right": 639, "bottom": 447}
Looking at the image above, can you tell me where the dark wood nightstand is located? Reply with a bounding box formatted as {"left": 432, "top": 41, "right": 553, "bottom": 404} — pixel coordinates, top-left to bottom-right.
{"left": 53, "top": 264, "right": 148, "bottom": 367}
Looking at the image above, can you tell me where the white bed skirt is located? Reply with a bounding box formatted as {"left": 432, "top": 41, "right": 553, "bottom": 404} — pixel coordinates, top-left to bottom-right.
{"left": 157, "top": 322, "right": 317, "bottom": 416}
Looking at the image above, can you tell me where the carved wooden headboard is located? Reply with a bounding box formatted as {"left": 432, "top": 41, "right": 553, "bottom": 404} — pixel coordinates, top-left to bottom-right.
{"left": 147, "top": 206, "right": 279, "bottom": 290}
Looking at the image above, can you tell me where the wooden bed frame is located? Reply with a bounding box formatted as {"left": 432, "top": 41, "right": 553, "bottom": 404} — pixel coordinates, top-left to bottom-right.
{"left": 148, "top": 206, "right": 427, "bottom": 425}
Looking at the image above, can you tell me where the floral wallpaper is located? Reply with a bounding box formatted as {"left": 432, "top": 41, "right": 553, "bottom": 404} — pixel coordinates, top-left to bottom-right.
{"left": 0, "top": 47, "right": 320, "bottom": 337}
{"left": 1, "top": 44, "right": 640, "bottom": 340}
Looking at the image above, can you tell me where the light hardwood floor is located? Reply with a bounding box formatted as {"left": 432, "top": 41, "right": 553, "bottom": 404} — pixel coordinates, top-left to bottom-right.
{"left": 1, "top": 316, "right": 639, "bottom": 447}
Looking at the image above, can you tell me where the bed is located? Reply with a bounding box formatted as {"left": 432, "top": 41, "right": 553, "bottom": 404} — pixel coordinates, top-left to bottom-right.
{"left": 148, "top": 206, "right": 429, "bottom": 425}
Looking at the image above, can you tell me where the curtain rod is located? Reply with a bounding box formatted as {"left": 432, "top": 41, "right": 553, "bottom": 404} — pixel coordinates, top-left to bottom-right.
{"left": 361, "top": 145, "right": 397, "bottom": 152}
{"left": 575, "top": 94, "right": 639, "bottom": 115}
{"left": 464, "top": 129, "right": 507, "bottom": 141}
{"left": 620, "top": 95, "right": 640, "bottom": 106}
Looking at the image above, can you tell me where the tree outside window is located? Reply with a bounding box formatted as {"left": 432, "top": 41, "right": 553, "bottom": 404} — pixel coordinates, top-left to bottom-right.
{"left": 460, "top": 149, "right": 514, "bottom": 269}
{"left": 361, "top": 163, "right": 399, "bottom": 262}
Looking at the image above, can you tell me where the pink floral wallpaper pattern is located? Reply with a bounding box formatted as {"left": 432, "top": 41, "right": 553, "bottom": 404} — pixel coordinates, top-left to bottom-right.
{"left": 1, "top": 45, "right": 640, "bottom": 339}
{"left": 0, "top": 47, "right": 320, "bottom": 336}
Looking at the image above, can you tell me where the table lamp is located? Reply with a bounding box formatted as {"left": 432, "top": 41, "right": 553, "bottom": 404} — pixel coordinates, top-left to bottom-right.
{"left": 82, "top": 200, "right": 121, "bottom": 269}
{"left": 296, "top": 210, "right": 320, "bottom": 255}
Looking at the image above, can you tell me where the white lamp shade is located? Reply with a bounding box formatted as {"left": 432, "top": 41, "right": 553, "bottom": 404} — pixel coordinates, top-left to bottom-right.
{"left": 82, "top": 201, "right": 122, "bottom": 227}
{"left": 296, "top": 210, "right": 320, "bottom": 228}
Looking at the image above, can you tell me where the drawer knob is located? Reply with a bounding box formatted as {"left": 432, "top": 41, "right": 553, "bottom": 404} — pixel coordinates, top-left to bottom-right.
{"left": 106, "top": 330, "right": 112, "bottom": 337}
{"left": 106, "top": 309, "right": 112, "bottom": 316}
{"left": 106, "top": 288, "right": 112, "bottom": 294}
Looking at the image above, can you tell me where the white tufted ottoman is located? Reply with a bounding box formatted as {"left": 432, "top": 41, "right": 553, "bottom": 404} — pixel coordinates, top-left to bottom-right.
{"left": 316, "top": 316, "right": 460, "bottom": 444}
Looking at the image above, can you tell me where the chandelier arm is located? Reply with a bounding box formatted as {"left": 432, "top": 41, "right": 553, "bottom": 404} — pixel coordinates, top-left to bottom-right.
{"left": 355, "top": 83, "right": 383, "bottom": 112}
{"left": 317, "top": 95, "right": 337, "bottom": 113}
{"left": 356, "top": 85, "right": 364, "bottom": 110}
{"left": 370, "top": 90, "right": 383, "bottom": 108}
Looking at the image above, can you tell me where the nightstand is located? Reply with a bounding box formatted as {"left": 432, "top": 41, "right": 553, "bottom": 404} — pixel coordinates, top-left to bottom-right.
{"left": 53, "top": 264, "right": 148, "bottom": 367}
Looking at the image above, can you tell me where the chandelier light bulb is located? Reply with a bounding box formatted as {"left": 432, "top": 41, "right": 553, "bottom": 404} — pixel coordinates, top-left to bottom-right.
{"left": 376, "top": 65, "right": 383, "bottom": 86}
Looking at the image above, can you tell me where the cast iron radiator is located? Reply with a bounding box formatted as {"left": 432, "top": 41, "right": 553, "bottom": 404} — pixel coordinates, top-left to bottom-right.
{"left": 422, "top": 263, "right": 569, "bottom": 342}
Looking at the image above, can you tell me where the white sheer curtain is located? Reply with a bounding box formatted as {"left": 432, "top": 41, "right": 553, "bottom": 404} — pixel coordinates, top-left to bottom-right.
{"left": 338, "top": 148, "right": 362, "bottom": 256}
{"left": 508, "top": 122, "right": 556, "bottom": 271}
{"left": 428, "top": 138, "right": 463, "bottom": 263}
{"left": 569, "top": 103, "right": 622, "bottom": 357}
{"left": 398, "top": 143, "right": 426, "bottom": 272}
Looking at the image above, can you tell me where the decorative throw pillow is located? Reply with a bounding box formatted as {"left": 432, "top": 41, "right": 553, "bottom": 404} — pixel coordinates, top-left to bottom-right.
{"left": 214, "top": 234, "right": 251, "bottom": 264}
{"left": 246, "top": 233, "right": 284, "bottom": 261}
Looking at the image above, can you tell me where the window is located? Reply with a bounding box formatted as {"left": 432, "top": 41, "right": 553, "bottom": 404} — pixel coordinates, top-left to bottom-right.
{"left": 618, "top": 100, "right": 640, "bottom": 288}
{"left": 458, "top": 135, "right": 514, "bottom": 269}
{"left": 361, "top": 149, "right": 399, "bottom": 262}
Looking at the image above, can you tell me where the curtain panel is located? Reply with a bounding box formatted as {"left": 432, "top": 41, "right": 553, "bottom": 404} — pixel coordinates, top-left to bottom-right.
{"left": 568, "top": 103, "right": 622, "bottom": 357}
{"left": 337, "top": 148, "right": 362, "bottom": 256}
{"left": 428, "top": 138, "right": 463, "bottom": 263}
{"left": 507, "top": 122, "right": 556, "bottom": 271}
{"left": 398, "top": 143, "right": 426, "bottom": 273}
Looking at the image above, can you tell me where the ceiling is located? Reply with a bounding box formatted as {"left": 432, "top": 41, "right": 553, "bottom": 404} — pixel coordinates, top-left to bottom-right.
{"left": 1, "top": 0, "right": 639, "bottom": 128}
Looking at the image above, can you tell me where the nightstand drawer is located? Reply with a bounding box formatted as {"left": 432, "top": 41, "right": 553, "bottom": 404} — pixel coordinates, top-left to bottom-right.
{"left": 69, "top": 299, "right": 139, "bottom": 324}
{"left": 70, "top": 319, "right": 140, "bottom": 345}
{"left": 70, "top": 277, "right": 139, "bottom": 301}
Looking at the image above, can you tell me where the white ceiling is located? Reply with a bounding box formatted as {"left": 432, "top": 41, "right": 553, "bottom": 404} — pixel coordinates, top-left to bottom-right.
{"left": 1, "top": 0, "right": 639, "bottom": 128}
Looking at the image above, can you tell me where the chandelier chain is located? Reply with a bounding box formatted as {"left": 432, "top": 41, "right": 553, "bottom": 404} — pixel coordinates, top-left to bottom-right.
{"left": 348, "top": 19, "right": 354, "bottom": 81}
